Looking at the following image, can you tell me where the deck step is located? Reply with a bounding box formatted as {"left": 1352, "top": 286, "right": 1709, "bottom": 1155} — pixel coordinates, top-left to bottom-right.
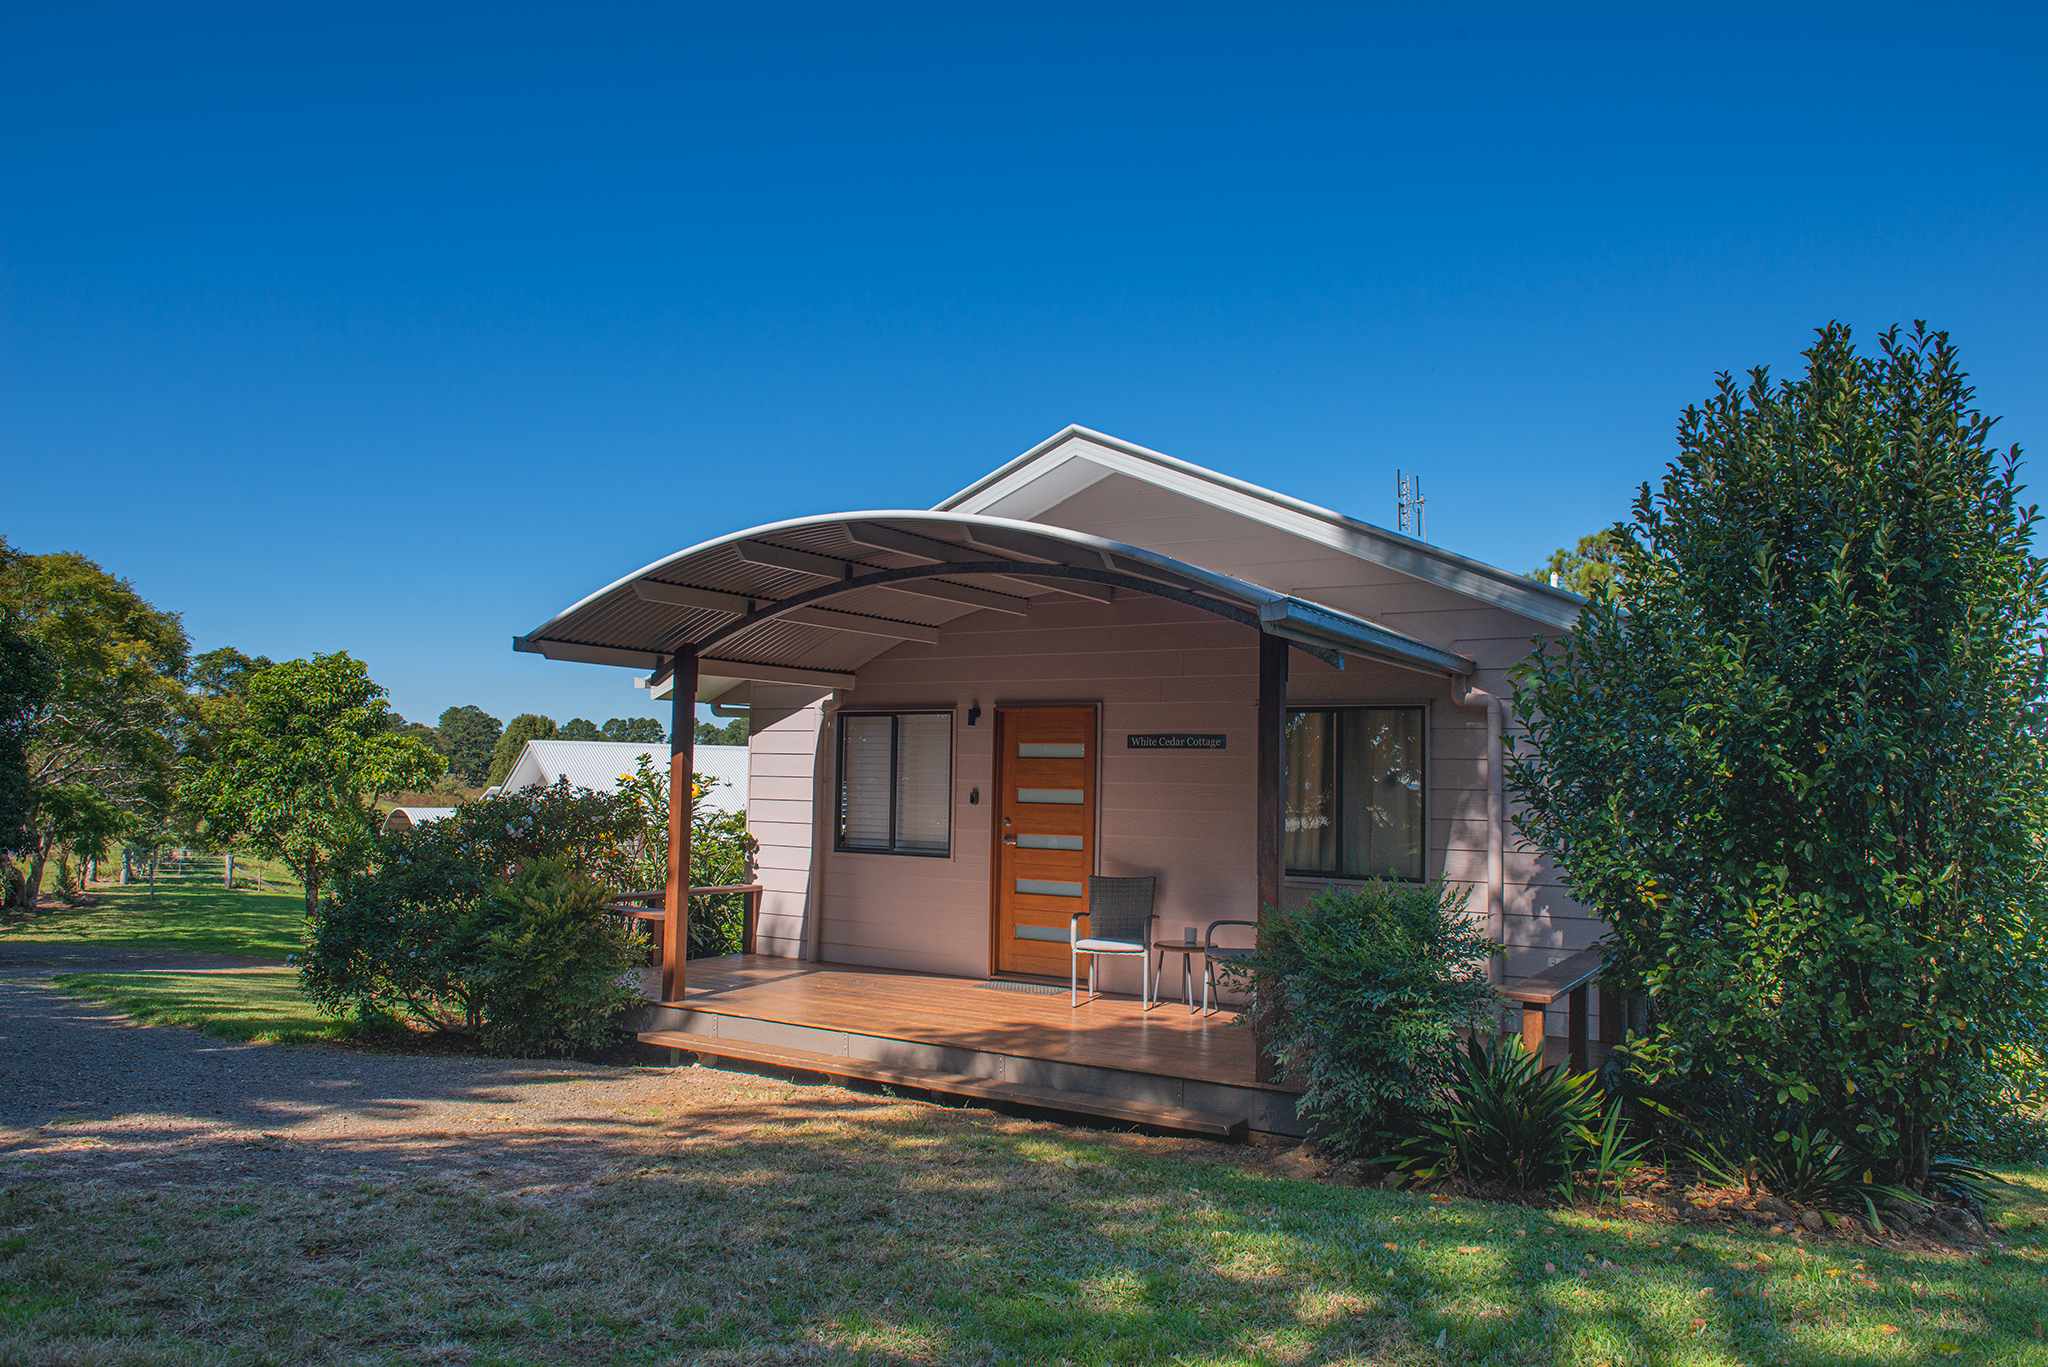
{"left": 638, "top": 1030, "right": 1249, "bottom": 1140}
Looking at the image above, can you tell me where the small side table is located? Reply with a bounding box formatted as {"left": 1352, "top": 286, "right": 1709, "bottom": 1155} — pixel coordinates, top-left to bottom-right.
{"left": 1151, "top": 937, "right": 1205, "bottom": 1014}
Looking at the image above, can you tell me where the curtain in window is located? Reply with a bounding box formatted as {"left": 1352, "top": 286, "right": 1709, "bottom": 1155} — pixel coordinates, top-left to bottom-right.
{"left": 1283, "top": 706, "right": 1424, "bottom": 880}
{"left": 1283, "top": 710, "right": 1333, "bottom": 872}
{"left": 1339, "top": 708, "right": 1422, "bottom": 880}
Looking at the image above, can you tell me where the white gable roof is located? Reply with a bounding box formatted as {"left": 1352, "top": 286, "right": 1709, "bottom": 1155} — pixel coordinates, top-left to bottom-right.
{"left": 938, "top": 425, "right": 1581, "bottom": 631}
{"left": 497, "top": 740, "right": 748, "bottom": 815}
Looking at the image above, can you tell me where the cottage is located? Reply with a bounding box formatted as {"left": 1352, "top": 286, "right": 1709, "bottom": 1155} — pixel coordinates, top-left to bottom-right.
{"left": 515, "top": 426, "right": 1594, "bottom": 1135}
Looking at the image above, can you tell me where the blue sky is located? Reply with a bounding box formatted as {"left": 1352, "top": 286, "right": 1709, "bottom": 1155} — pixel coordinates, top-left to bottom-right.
{"left": 5, "top": 3, "right": 2043, "bottom": 729}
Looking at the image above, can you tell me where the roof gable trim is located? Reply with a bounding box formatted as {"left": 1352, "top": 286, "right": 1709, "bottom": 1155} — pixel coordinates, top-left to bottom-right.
{"left": 939, "top": 425, "right": 1583, "bottom": 630}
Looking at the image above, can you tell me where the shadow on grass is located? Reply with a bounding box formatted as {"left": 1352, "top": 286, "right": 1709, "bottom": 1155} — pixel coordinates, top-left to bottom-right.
{"left": 3, "top": 1034, "right": 2044, "bottom": 1365}
{"left": 48, "top": 969, "right": 375, "bottom": 1045}
{"left": 0, "top": 883, "right": 307, "bottom": 957}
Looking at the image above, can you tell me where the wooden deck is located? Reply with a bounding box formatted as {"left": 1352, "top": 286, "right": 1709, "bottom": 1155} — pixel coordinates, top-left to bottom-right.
{"left": 632, "top": 955, "right": 1302, "bottom": 1135}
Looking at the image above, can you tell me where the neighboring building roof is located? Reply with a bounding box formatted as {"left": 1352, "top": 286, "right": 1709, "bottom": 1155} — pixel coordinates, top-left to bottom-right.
{"left": 496, "top": 739, "right": 748, "bottom": 815}
{"left": 381, "top": 807, "right": 455, "bottom": 836}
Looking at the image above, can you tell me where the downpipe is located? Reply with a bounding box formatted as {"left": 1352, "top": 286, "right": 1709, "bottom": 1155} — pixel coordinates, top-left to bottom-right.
{"left": 1451, "top": 678, "right": 1506, "bottom": 987}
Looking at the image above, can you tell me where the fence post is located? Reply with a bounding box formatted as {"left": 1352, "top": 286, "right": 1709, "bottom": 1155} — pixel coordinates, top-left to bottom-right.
{"left": 224, "top": 852, "right": 234, "bottom": 889}
{"left": 120, "top": 849, "right": 129, "bottom": 886}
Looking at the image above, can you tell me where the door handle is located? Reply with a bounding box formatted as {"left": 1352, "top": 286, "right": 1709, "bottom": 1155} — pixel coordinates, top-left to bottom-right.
{"left": 1002, "top": 837, "right": 1017, "bottom": 845}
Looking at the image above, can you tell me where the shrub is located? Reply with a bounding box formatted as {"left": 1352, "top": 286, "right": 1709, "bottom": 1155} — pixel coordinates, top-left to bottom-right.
{"left": 471, "top": 857, "right": 645, "bottom": 1057}
{"left": 1508, "top": 324, "right": 2048, "bottom": 1185}
{"left": 1395, "top": 1036, "right": 1604, "bottom": 1189}
{"left": 1390, "top": 1037, "right": 1652, "bottom": 1200}
{"left": 1224, "top": 880, "right": 1497, "bottom": 1151}
{"left": 303, "top": 781, "right": 643, "bottom": 1038}
{"left": 615, "top": 755, "right": 758, "bottom": 957}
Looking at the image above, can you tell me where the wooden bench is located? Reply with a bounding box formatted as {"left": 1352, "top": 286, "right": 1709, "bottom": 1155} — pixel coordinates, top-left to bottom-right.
{"left": 605, "top": 884, "right": 765, "bottom": 957}
{"left": 639, "top": 1030, "right": 1250, "bottom": 1140}
{"left": 1501, "top": 946, "right": 1606, "bottom": 1071}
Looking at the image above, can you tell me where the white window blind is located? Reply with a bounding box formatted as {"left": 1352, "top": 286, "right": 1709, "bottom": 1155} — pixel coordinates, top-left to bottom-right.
{"left": 893, "top": 713, "right": 952, "bottom": 854}
{"left": 837, "top": 711, "right": 953, "bottom": 856}
{"left": 839, "top": 715, "right": 895, "bottom": 851}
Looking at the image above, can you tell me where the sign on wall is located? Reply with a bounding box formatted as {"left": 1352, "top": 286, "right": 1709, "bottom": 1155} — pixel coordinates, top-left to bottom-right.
{"left": 1126, "top": 733, "right": 1227, "bottom": 750}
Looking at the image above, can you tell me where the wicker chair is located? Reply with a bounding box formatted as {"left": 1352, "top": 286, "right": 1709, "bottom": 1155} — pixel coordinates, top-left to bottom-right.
{"left": 1070, "top": 875, "right": 1158, "bottom": 1008}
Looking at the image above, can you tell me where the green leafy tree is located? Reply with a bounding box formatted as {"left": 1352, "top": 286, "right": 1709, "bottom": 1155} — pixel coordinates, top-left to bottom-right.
{"left": 191, "top": 652, "right": 445, "bottom": 916}
{"left": 436, "top": 704, "right": 502, "bottom": 785}
{"left": 179, "top": 646, "right": 275, "bottom": 844}
{"left": 558, "top": 717, "right": 602, "bottom": 740}
{"left": 602, "top": 716, "right": 668, "bottom": 743}
{"left": 0, "top": 540, "right": 190, "bottom": 908}
{"left": 0, "top": 609, "right": 56, "bottom": 858}
{"left": 1528, "top": 528, "right": 1625, "bottom": 597}
{"left": 694, "top": 716, "right": 749, "bottom": 746}
{"left": 486, "top": 713, "right": 557, "bottom": 787}
{"left": 384, "top": 712, "right": 446, "bottom": 754}
{"left": 188, "top": 646, "right": 274, "bottom": 699}
{"left": 1508, "top": 323, "right": 2048, "bottom": 1185}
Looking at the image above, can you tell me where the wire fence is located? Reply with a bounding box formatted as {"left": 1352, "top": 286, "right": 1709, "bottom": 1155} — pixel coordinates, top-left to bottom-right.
{"left": 105, "top": 849, "right": 301, "bottom": 893}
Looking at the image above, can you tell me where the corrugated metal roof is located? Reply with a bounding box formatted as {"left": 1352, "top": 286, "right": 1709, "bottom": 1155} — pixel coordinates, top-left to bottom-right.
{"left": 499, "top": 741, "right": 748, "bottom": 815}
{"left": 380, "top": 807, "right": 456, "bottom": 835}
{"left": 515, "top": 510, "right": 1477, "bottom": 687}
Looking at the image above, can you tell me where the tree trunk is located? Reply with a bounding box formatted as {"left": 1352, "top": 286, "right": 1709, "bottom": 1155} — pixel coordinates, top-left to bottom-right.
{"left": 22, "top": 833, "right": 50, "bottom": 911}
{"left": 301, "top": 859, "right": 321, "bottom": 920}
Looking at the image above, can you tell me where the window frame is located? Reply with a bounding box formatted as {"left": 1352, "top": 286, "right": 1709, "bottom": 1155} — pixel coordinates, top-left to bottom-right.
{"left": 834, "top": 709, "right": 955, "bottom": 858}
{"left": 1282, "top": 704, "right": 1428, "bottom": 883}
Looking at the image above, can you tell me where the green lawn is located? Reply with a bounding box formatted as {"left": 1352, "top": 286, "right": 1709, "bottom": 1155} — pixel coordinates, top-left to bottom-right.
{"left": 1, "top": 881, "right": 308, "bottom": 957}
{"left": 49, "top": 968, "right": 369, "bottom": 1045}
{"left": 1, "top": 1111, "right": 2042, "bottom": 1366}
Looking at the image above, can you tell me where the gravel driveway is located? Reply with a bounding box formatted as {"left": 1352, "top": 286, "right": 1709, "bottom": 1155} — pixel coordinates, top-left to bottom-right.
{"left": 0, "top": 944, "right": 1253, "bottom": 1203}
{"left": 0, "top": 942, "right": 888, "bottom": 1201}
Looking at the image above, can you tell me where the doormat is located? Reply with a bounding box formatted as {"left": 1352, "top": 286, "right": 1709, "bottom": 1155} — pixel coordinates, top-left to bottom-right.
{"left": 978, "top": 980, "right": 1065, "bottom": 996}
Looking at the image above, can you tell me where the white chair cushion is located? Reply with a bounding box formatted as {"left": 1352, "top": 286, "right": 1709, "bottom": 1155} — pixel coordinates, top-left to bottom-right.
{"left": 1074, "top": 938, "right": 1145, "bottom": 953}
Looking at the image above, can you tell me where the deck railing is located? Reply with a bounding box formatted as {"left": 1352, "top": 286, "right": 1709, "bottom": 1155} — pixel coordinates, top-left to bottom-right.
{"left": 606, "top": 885, "right": 765, "bottom": 958}
{"left": 1500, "top": 946, "right": 1619, "bottom": 1071}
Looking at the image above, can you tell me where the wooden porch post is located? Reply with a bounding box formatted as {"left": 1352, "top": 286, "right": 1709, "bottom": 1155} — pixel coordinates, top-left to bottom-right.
{"left": 662, "top": 648, "right": 698, "bottom": 1002}
{"left": 1255, "top": 630, "right": 1288, "bottom": 1082}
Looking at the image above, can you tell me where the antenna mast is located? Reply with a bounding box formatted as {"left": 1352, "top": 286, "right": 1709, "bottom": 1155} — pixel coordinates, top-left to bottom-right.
{"left": 1396, "top": 470, "right": 1426, "bottom": 541}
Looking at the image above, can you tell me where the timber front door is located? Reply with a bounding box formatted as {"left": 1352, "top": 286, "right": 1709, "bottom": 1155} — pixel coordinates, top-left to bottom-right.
{"left": 992, "top": 706, "right": 1097, "bottom": 976}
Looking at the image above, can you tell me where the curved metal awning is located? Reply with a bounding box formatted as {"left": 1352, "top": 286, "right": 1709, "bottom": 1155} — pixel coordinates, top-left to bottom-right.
{"left": 514, "top": 512, "right": 1475, "bottom": 700}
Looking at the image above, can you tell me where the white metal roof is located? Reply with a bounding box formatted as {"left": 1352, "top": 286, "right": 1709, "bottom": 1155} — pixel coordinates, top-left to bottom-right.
{"left": 496, "top": 740, "right": 748, "bottom": 815}
{"left": 381, "top": 807, "right": 456, "bottom": 835}
{"left": 938, "top": 425, "right": 1585, "bottom": 630}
